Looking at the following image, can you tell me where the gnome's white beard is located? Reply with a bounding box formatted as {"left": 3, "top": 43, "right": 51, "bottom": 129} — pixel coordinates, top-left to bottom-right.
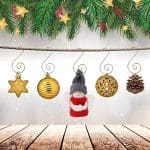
{"left": 70, "top": 102, "right": 88, "bottom": 111}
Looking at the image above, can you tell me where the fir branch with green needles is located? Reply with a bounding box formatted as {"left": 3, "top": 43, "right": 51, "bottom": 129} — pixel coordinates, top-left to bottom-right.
{"left": 0, "top": 0, "right": 149, "bottom": 40}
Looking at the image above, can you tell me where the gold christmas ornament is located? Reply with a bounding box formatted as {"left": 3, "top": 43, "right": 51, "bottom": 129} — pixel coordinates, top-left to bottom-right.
{"left": 37, "top": 73, "right": 60, "bottom": 99}
{"left": 80, "top": 8, "right": 87, "bottom": 14}
{"left": 96, "top": 74, "right": 118, "bottom": 97}
{"left": 15, "top": 28, "right": 20, "bottom": 34}
{"left": 122, "top": 25, "right": 129, "bottom": 31}
{"left": 59, "top": 13, "right": 70, "bottom": 24}
{"left": 16, "top": 5, "right": 29, "bottom": 18}
{"left": 104, "top": 0, "right": 113, "bottom": 7}
{"left": 133, "top": 0, "right": 142, "bottom": 7}
{"left": 0, "top": 18, "right": 8, "bottom": 30}
{"left": 8, "top": 73, "right": 28, "bottom": 97}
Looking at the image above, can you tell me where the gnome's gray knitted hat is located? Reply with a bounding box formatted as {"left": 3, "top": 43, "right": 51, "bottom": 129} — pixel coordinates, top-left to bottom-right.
{"left": 70, "top": 69, "right": 87, "bottom": 95}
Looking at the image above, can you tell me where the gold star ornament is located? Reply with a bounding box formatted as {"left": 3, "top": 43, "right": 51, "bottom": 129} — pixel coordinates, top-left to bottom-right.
{"left": 104, "top": 0, "right": 113, "bottom": 7}
{"left": 0, "top": 18, "right": 8, "bottom": 30}
{"left": 122, "top": 25, "right": 129, "bottom": 31}
{"left": 15, "top": 28, "right": 20, "bottom": 35}
{"left": 59, "top": 13, "right": 70, "bottom": 24}
{"left": 80, "top": 8, "right": 87, "bottom": 14}
{"left": 16, "top": 5, "right": 29, "bottom": 18}
{"left": 133, "top": 0, "right": 142, "bottom": 7}
{"left": 8, "top": 73, "right": 28, "bottom": 97}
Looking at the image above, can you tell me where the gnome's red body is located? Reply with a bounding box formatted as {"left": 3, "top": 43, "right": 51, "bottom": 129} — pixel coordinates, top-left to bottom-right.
{"left": 70, "top": 96, "right": 88, "bottom": 117}
{"left": 70, "top": 69, "right": 88, "bottom": 117}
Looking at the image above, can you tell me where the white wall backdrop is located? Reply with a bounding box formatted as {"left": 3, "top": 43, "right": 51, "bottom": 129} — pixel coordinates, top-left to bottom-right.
{"left": 0, "top": 24, "right": 150, "bottom": 124}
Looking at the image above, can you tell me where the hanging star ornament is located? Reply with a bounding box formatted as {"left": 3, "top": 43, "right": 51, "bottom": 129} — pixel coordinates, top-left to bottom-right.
{"left": 122, "top": 25, "right": 129, "bottom": 31}
{"left": 8, "top": 73, "right": 28, "bottom": 97}
{"left": 0, "top": 18, "right": 8, "bottom": 30}
{"left": 59, "top": 13, "right": 70, "bottom": 24}
{"left": 16, "top": 6, "right": 29, "bottom": 18}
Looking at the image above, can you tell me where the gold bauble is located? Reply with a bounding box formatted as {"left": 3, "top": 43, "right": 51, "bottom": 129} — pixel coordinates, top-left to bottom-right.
{"left": 37, "top": 73, "right": 60, "bottom": 99}
{"left": 95, "top": 74, "right": 118, "bottom": 97}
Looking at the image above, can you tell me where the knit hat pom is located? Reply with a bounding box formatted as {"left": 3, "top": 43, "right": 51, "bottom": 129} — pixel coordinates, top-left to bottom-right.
{"left": 72, "top": 69, "right": 85, "bottom": 84}
{"left": 70, "top": 69, "right": 87, "bottom": 95}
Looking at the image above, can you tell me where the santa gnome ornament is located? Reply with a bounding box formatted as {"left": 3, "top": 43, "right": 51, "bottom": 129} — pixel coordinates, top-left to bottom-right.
{"left": 69, "top": 69, "right": 88, "bottom": 117}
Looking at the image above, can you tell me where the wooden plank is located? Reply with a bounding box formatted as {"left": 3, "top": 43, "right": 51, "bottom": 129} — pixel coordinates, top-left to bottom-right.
{"left": 142, "top": 125, "right": 150, "bottom": 129}
{"left": 0, "top": 125, "right": 47, "bottom": 150}
{"left": 0, "top": 125, "right": 10, "bottom": 130}
{"left": 105, "top": 125, "right": 150, "bottom": 150}
{"left": 87, "top": 125, "right": 126, "bottom": 150}
{"left": 28, "top": 125, "right": 66, "bottom": 150}
{"left": 124, "top": 125, "right": 150, "bottom": 142}
{"left": 0, "top": 125, "right": 28, "bottom": 143}
{"left": 62, "top": 125, "right": 93, "bottom": 150}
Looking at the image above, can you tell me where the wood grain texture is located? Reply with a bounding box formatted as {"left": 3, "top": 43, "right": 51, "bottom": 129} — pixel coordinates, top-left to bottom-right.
{"left": 28, "top": 125, "right": 66, "bottom": 150}
{"left": 0, "top": 125, "right": 150, "bottom": 150}
{"left": 87, "top": 125, "right": 126, "bottom": 150}
{"left": 0, "top": 125, "right": 28, "bottom": 143}
{"left": 62, "top": 125, "right": 93, "bottom": 150}
{"left": 0, "top": 125, "right": 10, "bottom": 130}
{"left": 106, "top": 125, "right": 150, "bottom": 150}
{"left": 0, "top": 125, "right": 47, "bottom": 150}
{"left": 141, "top": 125, "right": 150, "bottom": 129}
{"left": 124, "top": 125, "right": 150, "bottom": 142}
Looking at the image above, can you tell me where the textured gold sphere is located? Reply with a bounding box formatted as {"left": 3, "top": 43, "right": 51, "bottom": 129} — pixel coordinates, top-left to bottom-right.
{"left": 95, "top": 74, "right": 118, "bottom": 97}
{"left": 37, "top": 74, "right": 60, "bottom": 99}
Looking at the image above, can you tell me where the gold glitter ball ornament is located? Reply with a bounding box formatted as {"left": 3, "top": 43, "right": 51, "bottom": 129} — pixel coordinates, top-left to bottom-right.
{"left": 95, "top": 74, "right": 118, "bottom": 97}
{"left": 37, "top": 73, "right": 60, "bottom": 99}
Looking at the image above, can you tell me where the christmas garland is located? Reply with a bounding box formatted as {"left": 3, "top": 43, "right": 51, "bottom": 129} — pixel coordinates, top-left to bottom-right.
{"left": 0, "top": 0, "right": 149, "bottom": 40}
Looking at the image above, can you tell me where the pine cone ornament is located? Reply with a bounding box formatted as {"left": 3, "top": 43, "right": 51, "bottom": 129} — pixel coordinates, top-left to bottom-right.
{"left": 55, "top": 6, "right": 64, "bottom": 18}
{"left": 113, "top": 5, "right": 124, "bottom": 19}
{"left": 127, "top": 74, "right": 144, "bottom": 94}
{"left": 98, "top": 22, "right": 107, "bottom": 31}
{"left": 12, "top": 5, "right": 21, "bottom": 20}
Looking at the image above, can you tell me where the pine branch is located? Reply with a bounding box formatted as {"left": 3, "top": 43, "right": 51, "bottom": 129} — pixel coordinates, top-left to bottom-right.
{"left": 139, "top": 0, "right": 150, "bottom": 34}
{"left": 0, "top": 1, "right": 15, "bottom": 33}
{"left": 65, "top": 0, "right": 82, "bottom": 39}
{"left": 32, "top": 0, "right": 63, "bottom": 37}
{"left": 0, "top": 0, "right": 149, "bottom": 40}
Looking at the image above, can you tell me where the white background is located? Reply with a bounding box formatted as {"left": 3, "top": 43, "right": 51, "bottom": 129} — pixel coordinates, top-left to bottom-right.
{"left": 0, "top": 24, "right": 150, "bottom": 124}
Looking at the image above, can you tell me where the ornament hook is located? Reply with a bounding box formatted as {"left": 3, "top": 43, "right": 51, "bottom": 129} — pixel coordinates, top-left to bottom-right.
{"left": 11, "top": 46, "right": 25, "bottom": 74}
{"left": 41, "top": 48, "right": 55, "bottom": 75}
{"left": 73, "top": 52, "right": 87, "bottom": 73}
{"left": 127, "top": 50, "right": 141, "bottom": 74}
{"left": 99, "top": 51, "right": 113, "bottom": 74}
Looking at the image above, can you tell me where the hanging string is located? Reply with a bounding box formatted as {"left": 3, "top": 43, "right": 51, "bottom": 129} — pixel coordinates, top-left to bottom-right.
{"left": 0, "top": 46, "right": 150, "bottom": 52}
{"left": 127, "top": 50, "right": 141, "bottom": 74}
{"left": 11, "top": 46, "right": 25, "bottom": 73}
{"left": 41, "top": 50, "right": 55, "bottom": 74}
{"left": 73, "top": 52, "right": 87, "bottom": 73}
{"left": 99, "top": 51, "right": 113, "bottom": 74}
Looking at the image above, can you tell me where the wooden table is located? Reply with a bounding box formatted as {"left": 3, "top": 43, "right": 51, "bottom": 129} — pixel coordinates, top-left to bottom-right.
{"left": 0, "top": 125, "right": 150, "bottom": 150}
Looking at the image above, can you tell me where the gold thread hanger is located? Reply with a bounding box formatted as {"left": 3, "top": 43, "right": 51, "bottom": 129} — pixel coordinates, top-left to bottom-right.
{"left": 37, "top": 48, "right": 60, "bottom": 99}
{"left": 126, "top": 50, "right": 144, "bottom": 94}
{"left": 95, "top": 51, "right": 118, "bottom": 97}
{"left": 8, "top": 46, "right": 28, "bottom": 98}
{"left": 73, "top": 52, "right": 87, "bottom": 73}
